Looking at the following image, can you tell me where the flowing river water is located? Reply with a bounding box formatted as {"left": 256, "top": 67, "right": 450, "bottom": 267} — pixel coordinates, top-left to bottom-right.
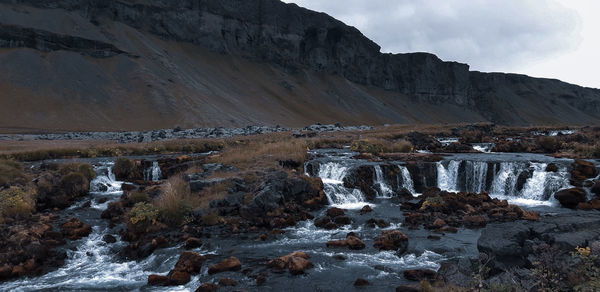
{"left": 1, "top": 150, "right": 597, "bottom": 291}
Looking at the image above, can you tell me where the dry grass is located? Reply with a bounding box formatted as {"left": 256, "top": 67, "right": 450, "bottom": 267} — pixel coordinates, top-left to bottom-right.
{"left": 153, "top": 175, "right": 196, "bottom": 226}
{"left": 0, "top": 186, "right": 35, "bottom": 223}
{"left": 0, "top": 160, "right": 29, "bottom": 187}
{"left": 350, "top": 138, "right": 413, "bottom": 155}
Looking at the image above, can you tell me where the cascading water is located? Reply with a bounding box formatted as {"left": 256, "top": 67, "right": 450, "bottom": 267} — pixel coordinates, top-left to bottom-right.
{"left": 437, "top": 161, "right": 461, "bottom": 192}
{"left": 374, "top": 165, "right": 393, "bottom": 198}
{"left": 398, "top": 166, "right": 416, "bottom": 194}
{"left": 472, "top": 143, "right": 494, "bottom": 153}
{"left": 464, "top": 161, "right": 488, "bottom": 193}
{"left": 143, "top": 161, "right": 162, "bottom": 181}
{"left": 317, "top": 162, "right": 366, "bottom": 208}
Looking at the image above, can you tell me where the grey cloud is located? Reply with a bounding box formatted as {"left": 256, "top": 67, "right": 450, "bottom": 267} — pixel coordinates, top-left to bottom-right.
{"left": 283, "top": 0, "right": 581, "bottom": 72}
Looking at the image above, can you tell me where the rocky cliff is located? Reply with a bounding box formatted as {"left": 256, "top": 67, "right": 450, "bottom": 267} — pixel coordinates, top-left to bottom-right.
{"left": 0, "top": 0, "right": 599, "bottom": 132}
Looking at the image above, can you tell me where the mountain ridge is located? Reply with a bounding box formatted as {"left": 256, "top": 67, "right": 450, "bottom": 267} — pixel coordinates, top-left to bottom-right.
{"left": 0, "top": 0, "right": 599, "bottom": 132}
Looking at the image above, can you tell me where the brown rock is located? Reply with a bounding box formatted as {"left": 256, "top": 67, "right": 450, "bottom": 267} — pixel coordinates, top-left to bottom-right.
{"left": 354, "top": 278, "right": 370, "bottom": 286}
{"left": 403, "top": 269, "right": 437, "bottom": 281}
{"left": 174, "top": 251, "right": 206, "bottom": 274}
{"left": 432, "top": 218, "right": 446, "bottom": 228}
{"left": 218, "top": 278, "right": 238, "bottom": 286}
{"left": 185, "top": 237, "right": 203, "bottom": 249}
{"left": 463, "top": 215, "right": 487, "bottom": 227}
{"left": 60, "top": 218, "right": 92, "bottom": 240}
{"left": 590, "top": 198, "right": 600, "bottom": 210}
{"left": 326, "top": 233, "right": 365, "bottom": 250}
{"left": 256, "top": 275, "right": 267, "bottom": 285}
{"left": 577, "top": 202, "right": 594, "bottom": 210}
{"left": 359, "top": 205, "right": 373, "bottom": 215}
{"left": 169, "top": 270, "right": 191, "bottom": 285}
{"left": 195, "top": 283, "right": 220, "bottom": 292}
{"left": 148, "top": 274, "right": 171, "bottom": 286}
{"left": 373, "top": 230, "right": 408, "bottom": 254}
{"left": 396, "top": 285, "right": 420, "bottom": 292}
{"left": 327, "top": 207, "right": 345, "bottom": 217}
{"left": 267, "top": 251, "right": 313, "bottom": 275}
{"left": 208, "top": 257, "right": 242, "bottom": 274}
{"left": 554, "top": 188, "right": 588, "bottom": 209}
{"left": 591, "top": 181, "right": 600, "bottom": 196}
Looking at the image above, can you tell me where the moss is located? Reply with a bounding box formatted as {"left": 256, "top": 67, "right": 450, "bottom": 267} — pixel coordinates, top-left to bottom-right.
{"left": 421, "top": 196, "right": 445, "bottom": 210}
{"left": 60, "top": 172, "right": 90, "bottom": 198}
{"left": 127, "top": 202, "right": 159, "bottom": 232}
{"left": 0, "top": 160, "right": 28, "bottom": 187}
{"left": 59, "top": 163, "right": 96, "bottom": 181}
{"left": 0, "top": 187, "right": 35, "bottom": 222}
{"left": 112, "top": 157, "right": 136, "bottom": 180}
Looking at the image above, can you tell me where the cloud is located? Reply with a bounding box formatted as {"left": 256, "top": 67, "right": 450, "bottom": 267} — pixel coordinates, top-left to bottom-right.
{"left": 282, "top": 0, "right": 581, "bottom": 73}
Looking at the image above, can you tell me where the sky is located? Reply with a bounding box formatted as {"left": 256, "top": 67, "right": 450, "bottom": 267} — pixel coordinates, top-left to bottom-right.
{"left": 282, "top": 0, "right": 599, "bottom": 89}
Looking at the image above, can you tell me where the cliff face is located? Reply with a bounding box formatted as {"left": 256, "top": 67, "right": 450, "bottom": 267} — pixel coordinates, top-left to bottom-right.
{"left": 0, "top": 0, "right": 598, "bottom": 131}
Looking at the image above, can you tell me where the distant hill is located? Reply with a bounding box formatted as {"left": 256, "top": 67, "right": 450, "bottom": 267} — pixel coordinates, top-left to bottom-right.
{"left": 1, "top": 0, "right": 599, "bottom": 132}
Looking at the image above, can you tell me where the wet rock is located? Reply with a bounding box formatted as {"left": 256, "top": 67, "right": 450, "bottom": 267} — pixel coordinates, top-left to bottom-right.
{"left": 365, "top": 218, "right": 390, "bottom": 228}
{"left": 60, "top": 218, "right": 92, "bottom": 240}
{"left": 332, "top": 216, "right": 351, "bottom": 225}
{"left": 121, "top": 183, "right": 137, "bottom": 192}
{"left": 354, "top": 278, "right": 370, "bottom": 286}
{"left": 267, "top": 251, "right": 313, "bottom": 275}
{"left": 185, "top": 237, "right": 203, "bottom": 249}
{"left": 427, "top": 235, "right": 441, "bottom": 240}
{"left": 577, "top": 202, "right": 594, "bottom": 210}
{"left": 591, "top": 181, "right": 600, "bottom": 196}
{"left": 148, "top": 274, "right": 172, "bottom": 286}
{"left": 326, "top": 207, "right": 345, "bottom": 217}
{"left": 546, "top": 163, "right": 559, "bottom": 172}
{"left": 359, "top": 205, "right": 373, "bottom": 214}
{"left": 256, "top": 275, "right": 267, "bottom": 285}
{"left": 326, "top": 233, "right": 366, "bottom": 250}
{"left": 396, "top": 285, "right": 420, "bottom": 292}
{"left": 373, "top": 230, "right": 408, "bottom": 254}
{"left": 148, "top": 251, "right": 206, "bottom": 286}
{"left": 100, "top": 201, "right": 124, "bottom": 221}
{"left": 218, "top": 278, "right": 238, "bottom": 286}
{"left": 403, "top": 269, "right": 437, "bottom": 281}
{"left": 463, "top": 215, "right": 487, "bottom": 228}
{"left": 195, "top": 283, "right": 220, "bottom": 292}
{"left": 571, "top": 160, "right": 597, "bottom": 186}
{"left": 554, "top": 188, "right": 587, "bottom": 209}
{"left": 208, "top": 257, "right": 242, "bottom": 274}
{"left": 432, "top": 218, "right": 446, "bottom": 228}
{"left": 103, "top": 234, "right": 117, "bottom": 244}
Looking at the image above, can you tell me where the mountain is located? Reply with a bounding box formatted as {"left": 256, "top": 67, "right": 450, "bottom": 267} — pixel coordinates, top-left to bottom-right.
{"left": 1, "top": 0, "right": 599, "bottom": 132}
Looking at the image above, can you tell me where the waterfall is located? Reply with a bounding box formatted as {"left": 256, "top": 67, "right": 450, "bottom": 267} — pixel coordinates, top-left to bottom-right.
{"left": 143, "top": 161, "right": 162, "bottom": 181}
{"left": 472, "top": 143, "right": 494, "bottom": 153}
{"left": 489, "top": 162, "right": 523, "bottom": 198}
{"left": 399, "top": 166, "right": 416, "bottom": 194}
{"left": 317, "top": 162, "right": 365, "bottom": 208}
{"left": 465, "top": 161, "right": 488, "bottom": 193}
{"left": 374, "top": 165, "right": 393, "bottom": 198}
{"left": 90, "top": 162, "right": 123, "bottom": 194}
{"left": 437, "top": 161, "right": 460, "bottom": 192}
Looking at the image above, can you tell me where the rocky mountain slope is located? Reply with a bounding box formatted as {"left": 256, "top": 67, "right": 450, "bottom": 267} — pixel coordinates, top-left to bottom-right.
{"left": 1, "top": 0, "right": 599, "bottom": 132}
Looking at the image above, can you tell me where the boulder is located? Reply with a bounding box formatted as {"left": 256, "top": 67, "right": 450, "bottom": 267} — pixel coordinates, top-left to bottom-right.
{"left": 373, "top": 230, "right": 408, "bottom": 254}
{"left": 208, "top": 257, "right": 242, "bottom": 274}
{"left": 185, "top": 237, "right": 203, "bottom": 249}
{"left": 195, "top": 283, "right": 220, "bottom": 292}
{"left": 359, "top": 205, "right": 373, "bottom": 215}
{"left": 173, "top": 251, "right": 206, "bottom": 275}
{"left": 554, "top": 188, "right": 587, "bottom": 209}
{"left": 60, "top": 218, "right": 92, "bottom": 240}
{"left": 354, "top": 278, "right": 370, "bottom": 286}
{"left": 326, "top": 207, "right": 345, "bottom": 217}
{"left": 463, "top": 215, "right": 487, "bottom": 228}
{"left": 267, "top": 251, "right": 313, "bottom": 275}
{"left": 218, "top": 278, "right": 238, "bottom": 286}
{"left": 403, "top": 269, "right": 437, "bottom": 281}
{"left": 326, "top": 233, "right": 366, "bottom": 250}
{"left": 148, "top": 275, "right": 171, "bottom": 286}
{"left": 591, "top": 181, "right": 600, "bottom": 196}
{"left": 571, "top": 160, "right": 597, "bottom": 186}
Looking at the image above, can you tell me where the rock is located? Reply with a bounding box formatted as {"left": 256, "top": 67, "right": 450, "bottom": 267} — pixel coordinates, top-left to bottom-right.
{"left": 326, "top": 233, "right": 365, "bottom": 250}
{"left": 208, "top": 257, "right": 242, "bottom": 274}
{"left": 195, "top": 283, "right": 220, "bottom": 292}
{"left": 359, "top": 205, "right": 373, "bottom": 215}
{"left": 314, "top": 216, "right": 331, "bottom": 228}
{"left": 267, "top": 251, "right": 313, "bottom": 275}
{"left": 403, "top": 269, "right": 437, "bottom": 281}
{"left": 554, "top": 188, "right": 587, "bottom": 209}
{"left": 148, "top": 274, "right": 171, "bottom": 286}
{"left": 463, "top": 215, "right": 487, "bottom": 227}
{"left": 577, "top": 202, "right": 594, "bottom": 210}
{"left": 185, "top": 237, "right": 203, "bottom": 249}
{"left": 591, "top": 181, "right": 600, "bottom": 196}
{"left": 121, "top": 183, "right": 137, "bottom": 191}
{"left": 545, "top": 163, "right": 558, "bottom": 172}
{"left": 571, "top": 160, "right": 598, "bottom": 186}
{"left": 326, "top": 207, "right": 345, "bottom": 217}
{"left": 103, "top": 234, "right": 117, "bottom": 244}
{"left": 354, "top": 278, "right": 370, "bottom": 286}
{"left": 256, "top": 275, "right": 267, "bottom": 286}
{"left": 60, "top": 218, "right": 92, "bottom": 240}
{"left": 174, "top": 252, "right": 206, "bottom": 275}
{"left": 169, "top": 270, "right": 191, "bottom": 285}
{"left": 218, "top": 278, "right": 238, "bottom": 286}
{"left": 332, "top": 216, "right": 351, "bottom": 225}
{"left": 396, "top": 285, "right": 420, "bottom": 292}
{"left": 432, "top": 218, "right": 446, "bottom": 228}
{"left": 373, "top": 230, "right": 408, "bottom": 254}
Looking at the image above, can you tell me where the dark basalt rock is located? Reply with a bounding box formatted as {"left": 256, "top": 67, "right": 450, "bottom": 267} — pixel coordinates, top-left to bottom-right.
{"left": 554, "top": 188, "right": 587, "bottom": 209}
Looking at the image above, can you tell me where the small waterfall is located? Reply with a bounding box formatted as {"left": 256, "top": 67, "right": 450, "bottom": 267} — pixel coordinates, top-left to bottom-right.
{"left": 317, "top": 162, "right": 365, "bottom": 208}
{"left": 489, "top": 162, "right": 523, "bottom": 198}
{"left": 472, "top": 143, "right": 494, "bottom": 153}
{"left": 374, "top": 165, "right": 393, "bottom": 198}
{"left": 399, "top": 166, "right": 416, "bottom": 194}
{"left": 437, "top": 161, "right": 460, "bottom": 192}
{"left": 143, "top": 161, "right": 162, "bottom": 181}
{"left": 90, "top": 162, "right": 123, "bottom": 194}
{"left": 465, "top": 161, "right": 488, "bottom": 193}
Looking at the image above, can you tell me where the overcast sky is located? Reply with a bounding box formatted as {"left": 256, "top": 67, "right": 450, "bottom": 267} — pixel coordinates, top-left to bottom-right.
{"left": 282, "top": 0, "right": 599, "bottom": 89}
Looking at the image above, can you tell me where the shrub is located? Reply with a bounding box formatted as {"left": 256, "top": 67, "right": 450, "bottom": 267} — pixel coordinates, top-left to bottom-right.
{"left": 113, "top": 158, "right": 136, "bottom": 180}
{"left": 571, "top": 246, "right": 600, "bottom": 291}
{"left": 351, "top": 140, "right": 383, "bottom": 155}
{"left": 127, "top": 202, "right": 159, "bottom": 232}
{"left": 60, "top": 172, "right": 90, "bottom": 198}
{"left": 59, "top": 163, "right": 96, "bottom": 181}
{"left": 421, "top": 196, "right": 445, "bottom": 210}
{"left": 538, "top": 136, "right": 559, "bottom": 153}
{"left": 350, "top": 139, "right": 412, "bottom": 155}
{"left": 155, "top": 176, "right": 194, "bottom": 226}
{"left": 0, "top": 187, "right": 35, "bottom": 222}
{"left": 0, "top": 160, "right": 28, "bottom": 187}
